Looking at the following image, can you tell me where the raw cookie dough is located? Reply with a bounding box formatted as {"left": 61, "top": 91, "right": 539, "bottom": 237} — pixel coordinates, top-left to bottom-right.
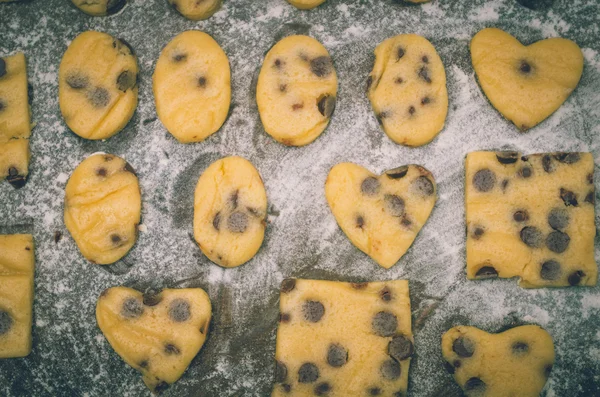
{"left": 442, "top": 325, "right": 555, "bottom": 397}
{"left": 153, "top": 30, "right": 231, "bottom": 143}
{"left": 64, "top": 153, "right": 141, "bottom": 265}
{"left": 59, "top": 31, "right": 138, "bottom": 140}
{"left": 286, "top": 0, "right": 326, "bottom": 9}
{"left": 96, "top": 286, "right": 212, "bottom": 393}
{"left": 466, "top": 151, "right": 597, "bottom": 287}
{"left": 167, "top": 0, "right": 222, "bottom": 20}
{"left": 367, "top": 34, "right": 448, "bottom": 147}
{"left": 0, "top": 53, "right": 31, "bottom": 188}
{"left": 257, "top": 35, "right": 338, "bottom": 146}
{"left": 273, "top": 279, "right": 413, "bottom": 396}
{"left": 193, "top": 156, "right": 267, "bottom": 268}
{"left": 470, "top": 28, "right": 583, "bottom": 131}
{"left": 0, "top": 234, "right": 34, "bottom": 358}
{"left": 70, "top": 0, "right": 127, "bottom": 16}
{"left": 325, "top": 163, "right": 437, "bottom": 268}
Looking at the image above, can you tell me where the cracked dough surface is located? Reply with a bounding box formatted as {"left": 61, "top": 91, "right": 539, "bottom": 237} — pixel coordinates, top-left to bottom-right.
{"left": 167, "top": 0, "right": 222, "bottom": 20}
{"left": 70, "top": 0, "right": 127, "bottom": 16}
{"left": 59, "top": 31, "right": 138, "bottom": 140}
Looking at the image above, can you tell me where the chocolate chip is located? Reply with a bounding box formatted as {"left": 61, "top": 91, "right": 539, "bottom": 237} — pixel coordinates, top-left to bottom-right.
{"left": 139, "top": 360, "right": 149, "bottom": 369}
{"left": 317, "top": 95, "right": 336, "bottom": 118}
{"left": 473, "top": 169, "right": 496, "bottom": 192}
{"left": 395, "top": 77, "right": 403, "bottom": 84}
{"left": 227, "top": 212, "right": 248, "bottom": 233}
{"left": 281, "top": 278, "right": 296, "bottom": 293}
{"left": 585, "top": 191, "right": 595, "bottom": 205}
{"left": 380, "top": 359, "right": 401, "bottom": 380}
{"left": 386, "top": 166, "right": 408, "bottom": 179}
{"left": 66, "top": 72, "right": 89, "bottom": 90}
{"left": 106, "top": 0, "right": 127, "bottom": 15}
{"left": 520, "top": 226, "right": 543, "bottom": 248}
{"left": 377, "top": 111, "right": 390, "bottom": 123}
{"left": 168, "top": 298, "right": 191, "bottom": 322}
{"left": 143, "top": 290, "right": 163, "bottom": 306}
{"left": 554, "top": 152, "right": 580, "bottom": 164}
{"left": 422, "top": 55, "right": 429, "bottom": 63}
{"left": 282, "top": 384, "right": 292, "bottom": 393}
{"left": 587, "top": 173, "right": 593, "bottom": 184}
{"left": 389, "top": 334, "right": 414, "bottom": 361}
{"left": 96, "top": 167, "right": 108, "bottom": 177}
{"left": 368, "top": 387, "right": 382, "bottom": 396}
{"left": 548, "top": 208, "right": 569, "bottom": 230}
{"left": 546, "top": 231, "right": 570, "bottom": 253}
{"left": 292, "top": 103, "right": 304, "bottom": 111}
{"left": 397, "top": 47, "right": 405, "bottom": 60}
{"left": 172, "top": 52, "right": 187, "bottom": 62}
{"left": 496, "top": 151, "right": 519, "bottom": 164}
{"left": 544, "top": 364, "right": 553, "bottom": 378}
{"left": 513, "top": 210, "right": 529, "bottom": 222}
{"left": 540, "top": 260, "right": 562, "bottom": 280}
{"left": 121, "top": 297, "right": 144, "bottom": 319}
{"left": 198, "top": 76, "right": 207, "bottom": 88}
{"left": 279, "top": 312, "right": 291, "bottom": 323}
{"left": 110, "top": 234, "right": 123, "bottom": 246}
{"left": 475, "top": 266, "right": 498, "bottom": 279}
{"left": 327, "top": 344, "right": 348, "bottom": 367}
{"left": 212, "top": 212, "right": 221, "bottom": 231}
{"left": 380, "top": 287, "right": 393, "bottom": 302}
{"left": 87, "top": 87, "right": 110, "bottom": 108}
{"left": 542, "top": 155, "right": 554, "bottom": 173}
{"left": 408, "top": 105, "right": 416, "bottom": 115}
{"left": 230, "top": 190, "right": 239, "bottom": 209}
{"left": 414, "top": 176, "right": 434, "bottom": 196}
{"left": 164, "top": 343, "right": 180, "bottom": 355}
{"left": 314, "top": 382, "right": 331, "bottom": 396}
{"left": 518, "top": 166, "right": 532, "bottom": 178}
{"left": 0, "top": 99, "right": 5, "bottom": 113}
{"left": 512, "top": 341, "right": 529, "bottom": 355}
{"left": 372, "top": 311, "right": 398, "bottom": 337}
{"left": 501, "top": 179, "right": 509, "bottom": 190}
{"left": 124, "top": 162, "right": 136, "bottom": 175}
{"left": 274, "top": 58, "right": 283, "bottom": 69}
{"left": 519, "top": 60, "right": 532, "bottom": 74}
{"left": 421, "top": 97, "right": 431, "bottom": 105}
{"left": 113, "top": 38, "right": 135, "bottom": 55}
{"left": 117, "top": 70, "right": 136, "bottom": 91}
{"left": 310, "top": 56, "right": 333, "bottom": 78}
{"left": 279, "top": 84, "right": 287, "bottom": 92}
{"left": 275, "top": 361, "right": 288, "bottom": 383}
{"left": 393, "top": 391, "right": 405, "bottom": 397}
{"left": 569, "top": 270, "right": 585, "bottom": 286}
{"left": 366, "top": 75, "right": 374, "bottom": 91}
{"left": 303, "top": 301, "right": 325, "bottom": 323}
{"left": 6, "top": 167, "right": 25, "bottom": 188}
{"left": 361, "top": 177, "right": 380, "bottom": 196}
{"left": 0, "top": 310, "right": 13, "bottom": 335}
{"left": 54, "top": 231, "right": 62, "bottom": 244}
{"left": 452, "top": 336, "right": 475, "bottom": 357}
{"left": 471, "top": 227, "right": 485, "bottom": 240}
{"left": 298, "top": 363, "right": 319, "bottom": 383}
{"left": 384, "top": 195, "right": 405, "bottom": 217}
{"left": 443, "top": 361, "right": 455, "bottom": 374}
{"left": 417, "top": 66, "right": 431, "bottom": 83}
{"left": 153, "top": 381, "right": 169, "bottom": 394}
{"left": 0, "top": 58, "right": 5, "bottom": 78}
{"left": 401, "top": 214, "right": 412, "bottom": 227}
{"left": 560, "top": 188, "right": 578, "bottom": 206}
{"left": 464, "top": 377, "right": 486, "bottom": 393}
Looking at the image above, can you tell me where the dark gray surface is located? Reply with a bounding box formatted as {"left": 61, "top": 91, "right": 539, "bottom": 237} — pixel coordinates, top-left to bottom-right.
{"left": 0, "top": 0, "right": 599, "bottom": 396}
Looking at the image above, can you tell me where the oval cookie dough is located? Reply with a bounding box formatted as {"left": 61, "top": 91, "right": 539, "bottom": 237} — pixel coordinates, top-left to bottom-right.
{"left": 64, "top": 153, "right": 141, "bottom": 265}
{"left": 287, "top": 0, "right": 326, "bottom": 9}
{"left": 71, "top": 0, "right": 126, "bottom": 16}
{"left": 59, "top": 31, "right": 138, "bottom": 140}
{"left": 193, "top": 156, "right": 267, "bottom": 268}
{"left": 257, "top": 35, "right": 338, "bottom": 146}
{"left": 153, "top": 31, "right": 231, "bottom": 144}
{"left": 167, "top": 0, "right": 222, "bottom": 20}
{"left": 367, "top": 34, "right": 448, "bottom": 147}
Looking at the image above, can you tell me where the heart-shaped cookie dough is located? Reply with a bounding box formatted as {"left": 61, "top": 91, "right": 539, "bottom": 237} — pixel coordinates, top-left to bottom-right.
{"left": 96, "top": 287, "right": 212, "bottom": 393}
{"left": 442, "top": 325, "right": 555, "bottom": 397}
{"left": 470, "top": 28, "right": 583, "bottom": 131}
{"left": 325, "top": 163, "right": 437, "bottom": 268}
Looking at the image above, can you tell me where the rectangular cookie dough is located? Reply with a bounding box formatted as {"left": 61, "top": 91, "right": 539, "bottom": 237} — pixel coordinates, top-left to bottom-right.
{"left": 0, "top": 234, "right": 35, "bottom": 358}
{"left": 465, "top": 151, "right": 596, "bottom": 288}
{"left": 272, "top": 278, "right": 413, "bottom": 396}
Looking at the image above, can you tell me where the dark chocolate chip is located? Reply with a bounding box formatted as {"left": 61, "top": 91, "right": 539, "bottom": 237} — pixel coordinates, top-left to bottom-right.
{"left": 395, "top": 77, "right": 404, "bottom": 84}
{"left": 389, "top": 334, "right": 414, "bottom": 361}
{"left": 153, "top": 381, "right": 169, "bottom": 394}
{"left": 454, "top": 360, "right": 462, "bottom": 368}
{"left": 587, "top": 173, "right": 593, "bottom": 184}
{"left": 443, "top": 361, "right": 455, "bottom": 374}
{"left": 414, "top": 176, "right": 434, "bottom": 196}
{"left": 421, "top": 97, "right": 431, "bottom": 105}
{"left": 520, "top": 226, "right": 543, "bottom": 248}
{"left": 6, "top": 167, "right": 26, "bottom": 188}
{"left": 87, "top": 87, "right": 110, "bottom": 108}
{"left": 106, "top": 0, "right": 127, "bottom": 15}
{"left": 368, "top": 387, "right": 382, "bottom": 396}
{"left": 546, "top": 231, "right": 570, "bottom": 253}
{"left": 380, "top": 358, "right": 401, "bottom": 380}
{"left": 117, "top": 70, "right": 136, "bottom": 91}
{"left": 422, "top": 55, "right": 429, "bottom": 63}
{"left": 110, "top": 234, "right": 123, "bottom": 246}
{"left": 512, "top": 341, "right": 529, "bottom": 355}
{"left": 317, "top": 95, "right": 336, "bottom": 118}
{"left": 386, "top": 166, "right": 408, "bottom": 179}
{"left": 540, "top": 260, "right": 562, "bottom": 280}
{"left": 452, "top": 336, "right": 475, "bottom": 357}
{"left": 310, "top": 56, "right": 333, "bottom": 78}
{"left": 361, "top": 177, "right": 381, "bottom": 196}
{"left": 0, "top": 99, "right": 5, "bottom": 112}
{"left": 472, "top": 227, "right": 485, "bottom": 240}
{"left": 544, "top": 364, "right": 553, "bottom": 378}
{"left": 54, "top": 231, "right": 62, "bottom": 244}
{"left": 212, "top": 212, "right": 221, "bottom": 231}
{"left": 518, "top": 166, "right": 532, "bottom": 178}
{"left": 519, "top": 60, "right": 532, "bottom": 74}
{"left": 198, "top": 76, "right": 207, "bottom": 88}
{"left": 168, "top": 298, "right": 191, "bottom": 322}
{"left": 560, "top": 188, "right": 578, "bottom": 207}
{"left": 121, "top": 297, "right": 144, "bottom": 319}
{"left": 143, "top": 290, "right": 163, "bottom": 306}
{"left": 279, "top": 312, "right": 291, "bottom": 323}
{"left": 548, "top": 208, "right": 569, "bottom": 230}
{"left": 464, "top": 377, "right": 486, "bottom": 393}
{"left": 542, "top": 155, "right": 555, "bottom": 173}
{"left": 513, "top": 210, "right": 529, "bottom": 222}
{"left": 501, "top": 179, "right": 509, "bottom": 191}
{"left": 281, "top": 278, "right": 296, "bottom": 293}
{"left": 139, "top": 360, "right": 149, "bottom": 369}
{"left": 172, "top": 53, "right": 187, "bottom": 62}
{"left": 568, "top": 271, "right": 585, "bottom": 286}
{"left": 314, "top": 382, "right": 331, "bottom": 396}
{"left": 473, "top": 169, "right": 496, "bottom": 192}
{"left": 114, "top": 38, "right": 135, "bottom": 55}
{"left": 393, "top": 391, "right": 405, "bottom": 397}
{"left": 377, "top": 111, "right": 390, "bottom": 124}
{"left": 96, "top": 167, "right": 107, "bottom": 177}
{"left": 164, "top": 343, "right": 180, "bottom": 355}
{"left": 417, "top": 66, "right": 431, "bottom": 83}
{"left": 366, "top": 75, "right": 374, "bottom": 91}
{"left": 372, "top": 311, "right": 398, "bottom": 337}
{"left": 275, "top": 361, "right": 288, "bottom": 383}
{"left": 496, "top": 151, "right": 519, "bottom": 164}
{"left": 0, "top": 310, "right": 13, "bottom": 335}
{"left": 327, "top": 344, "right": 348, "bottom": 367}
{"left": 230, "top": 190, "right": 239, "bottom": 209}
{"left": 274, "top": 58, "right": 283, "bottom": 69}
{"left": 401, "top": 214, "right": 412, "bottom": 227}
{"left": 408, "top": 105, "right": 416, "bottom": 115}
{"left": 292, "top": 103, "right": 304, "bottom": 111}
{"left": 303, "top": 301, "right": 325, "bottom": 323}
{"left": 227, "top": 211, "right": 248, "bottom": 233}
{"left": 475, "top": 266, "right": 498, "bottom": 279}
{"left": 279, "top": 84, "right": 287, "bottom": 92}
{"left": 554, "top": 152, "right": 580, "bottom": 164}
{"left": 385, "top": 194, "right": 405, "bottom": 217}
{"left": 298, "top": 363, "right": 319, "bottom": 383}
{"left": 124, "top": 162, "right": 136, "bottom": 175}
{"left": 397, "top": 47, "right": 405, "bottom": 60}
{"left": 282, "top": 384, "right": 292, "bottom": 393}
{"left": 380, "top": 287, "right": 393, "bottom": 302}
{"left": 0, "top": 58, "right": 6, "bottom": 78}
{"left": 66, "top": 72, "right": 89, "bottom": 90}
{"left": 585, "top": 191, "right": 595, "bottom": 205}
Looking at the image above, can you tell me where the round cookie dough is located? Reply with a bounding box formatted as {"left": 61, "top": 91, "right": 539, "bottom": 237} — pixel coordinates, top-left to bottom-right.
{"left": 193, "top": 156, "right": 267, "bottom": 268}
{"left": 256, "top": 35, "right": 338, "bottom": 146}
{"left": 59, "top": 31, "right": 139, "bottom": 140}
{"left": 167, "top": 0, "right": 222, "bottom": 20}
{"left": 70, "top": 0, "right": 127, "bottom": 16}
{"left": 286, "top": 0, "right": 326, "bottom": 9}
{"left": 367, "top": 34, "right": 448, "bottom": 147}
{"left": 153, "top": 30, "right": 231, "bottom": 144}
{"left": 64, "top": 153, "right": 141, "bottom": 265}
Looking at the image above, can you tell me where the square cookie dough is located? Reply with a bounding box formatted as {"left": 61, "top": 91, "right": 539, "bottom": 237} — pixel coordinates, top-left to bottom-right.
{"left": 273, "top": 279, "right": 413, "bottom": 396}
{"left": 465, "top": 151, "right": 596, "bottom": 288}
{"left": 0, "top": 234, "right": 35, "bottom": 358}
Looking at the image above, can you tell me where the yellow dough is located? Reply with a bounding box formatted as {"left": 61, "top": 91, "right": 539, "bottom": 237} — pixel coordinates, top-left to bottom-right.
{"left": 96, "top": 286, "right": 211, "bottom": 392}
{"left": 59, "top": 31, "right": 139, "bottom": 140}
{"left": 167, "top": 0, "right": 222, "bottom": 19}
{"left": 368, "top": 34, "right": 448, "bottom": 147}
{"left": 64, "top": 153, "right": 141, "bottom": 265}
{"left": 325, "top": 163, "right": 437, "bottom": 268}
{"left": 153, "top": 31, "right": 231, "bottom": 144}
{"left": 193, "top": 156, "right": 267, "bottom": 268}
{"left": 470, "top": 28, "right": 583, "bottom": 131}
{"left": 466, "top": 151, "right": 597, "bottom": 288}
{"left": 273, "top": 278, "right": 413, "bottom": 397}
{"left": 0, "top": 53, "right": 31, "bottom": 188}
{"left": 286, "top": 0, "right": 326, "bottom": 9}
{"left": 70, "top": 0, "right": 127, "bottom": 16}
{"left": 0, "top": 234, "right": 34, "bottom": 358}
{"left": 257, "top": 35, "right": 338, "bottom": 146}
{"left": 441, "top": 325, "right": 555, "bottom": 397}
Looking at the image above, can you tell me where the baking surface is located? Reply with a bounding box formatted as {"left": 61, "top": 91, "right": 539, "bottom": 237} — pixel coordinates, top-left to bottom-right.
{"left": 0, "top": 0, "right": 599, "bottom": 396}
